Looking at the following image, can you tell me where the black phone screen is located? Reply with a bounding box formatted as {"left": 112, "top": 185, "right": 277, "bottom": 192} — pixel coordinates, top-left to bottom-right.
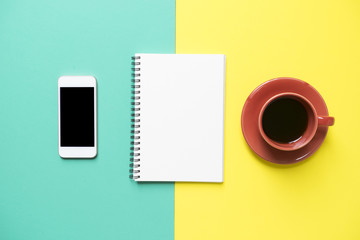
{"left": 60, "top": 87, "right": 95, "bottom": 147}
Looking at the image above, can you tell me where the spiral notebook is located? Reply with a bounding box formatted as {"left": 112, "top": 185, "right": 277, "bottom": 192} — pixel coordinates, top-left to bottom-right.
{"left": 130, "top": 54, "right": 225, "bottom": 182}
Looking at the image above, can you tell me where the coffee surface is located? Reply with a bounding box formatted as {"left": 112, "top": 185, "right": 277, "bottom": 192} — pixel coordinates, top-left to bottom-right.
{"left": 262, "top": 97, "right": 308, "bottom": 143}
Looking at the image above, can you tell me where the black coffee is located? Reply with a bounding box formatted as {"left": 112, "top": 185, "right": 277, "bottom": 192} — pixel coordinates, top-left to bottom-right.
{"left": 262, "top": 97, "right": 308, "bottom": 143}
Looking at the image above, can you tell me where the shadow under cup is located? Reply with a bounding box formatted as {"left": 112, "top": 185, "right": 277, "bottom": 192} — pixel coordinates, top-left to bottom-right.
{"left": 258, "top": 93, "right": 319, "bottom": 151}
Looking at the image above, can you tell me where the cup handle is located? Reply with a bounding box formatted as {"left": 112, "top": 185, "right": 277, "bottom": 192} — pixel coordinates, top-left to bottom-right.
{"left": 318, "top": 116, "right": 335, "bottom": 126}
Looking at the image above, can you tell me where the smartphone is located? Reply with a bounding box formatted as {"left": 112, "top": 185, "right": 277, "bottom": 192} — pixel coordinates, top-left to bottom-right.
{"left": 58, "top": 76, "right": 97, "bottom": 158}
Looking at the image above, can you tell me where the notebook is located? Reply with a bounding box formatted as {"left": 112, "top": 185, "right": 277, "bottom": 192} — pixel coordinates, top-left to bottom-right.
{"left": 130, "top": 54, "right": 225, "bottom": 182}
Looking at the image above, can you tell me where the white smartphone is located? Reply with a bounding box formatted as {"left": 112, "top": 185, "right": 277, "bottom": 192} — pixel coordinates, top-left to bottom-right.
{"left": 58, "top": 76, "right": 97, "bottom": 158}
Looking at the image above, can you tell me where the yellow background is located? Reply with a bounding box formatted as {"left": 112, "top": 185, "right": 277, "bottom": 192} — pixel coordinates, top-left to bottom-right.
{"left": 175, "top": 0, "right": 360, "bottom": 239}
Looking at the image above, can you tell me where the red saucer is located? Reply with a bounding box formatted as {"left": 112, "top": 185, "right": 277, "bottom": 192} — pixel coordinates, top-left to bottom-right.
{"left": 241, "top": 78, "right": 329, "bottom": 164}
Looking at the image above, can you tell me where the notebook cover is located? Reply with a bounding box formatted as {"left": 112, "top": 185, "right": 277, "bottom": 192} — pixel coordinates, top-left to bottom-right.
{"left": 132, "top": 54, "right": 225, "bottom": 182}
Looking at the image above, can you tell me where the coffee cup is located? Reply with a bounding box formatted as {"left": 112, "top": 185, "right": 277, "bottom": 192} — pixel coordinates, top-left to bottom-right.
{"left": 258, "top": 92, "right": 334, "bottom": 151}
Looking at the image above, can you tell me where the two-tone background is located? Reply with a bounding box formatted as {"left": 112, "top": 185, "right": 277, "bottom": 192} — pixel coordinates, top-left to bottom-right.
{"left": 1, "top": 0, "right": 360, "bottom": 239}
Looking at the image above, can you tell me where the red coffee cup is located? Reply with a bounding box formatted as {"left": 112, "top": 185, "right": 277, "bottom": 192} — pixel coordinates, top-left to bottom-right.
{"left": 258, "top": 92, "right": 334, "bottom": 151}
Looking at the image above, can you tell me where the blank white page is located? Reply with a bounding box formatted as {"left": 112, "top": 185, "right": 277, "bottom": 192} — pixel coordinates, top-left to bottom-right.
{"left": 134, "top": 54, "right": 225, "bottom": 182}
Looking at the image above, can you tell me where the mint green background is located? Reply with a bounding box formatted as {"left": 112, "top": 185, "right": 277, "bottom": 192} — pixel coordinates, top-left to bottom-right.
{"left": 0, "top": 1, "right": 174, "bottom": 239}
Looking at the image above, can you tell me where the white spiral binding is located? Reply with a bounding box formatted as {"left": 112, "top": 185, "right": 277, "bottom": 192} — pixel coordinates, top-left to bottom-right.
{"left": 129, "top": 56, "right": 141, "bottom": 180}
